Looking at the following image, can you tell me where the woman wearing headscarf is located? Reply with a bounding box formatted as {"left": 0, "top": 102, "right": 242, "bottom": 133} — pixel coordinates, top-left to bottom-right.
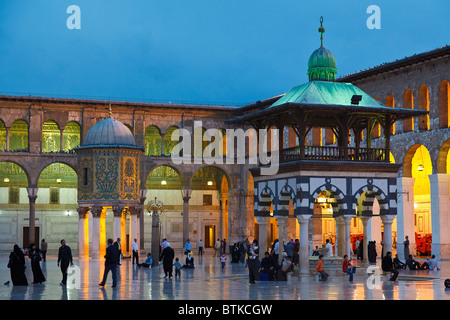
{"left": 183, "top": 252, "right": 195, "bottom": 269}
{"left": 7, "top": 245, "right": 28, "bottom": 286}
{"left": 159, "top": 242, "right": 175, "bottom": 278}
{"left": 28, "top": 243, "right": 46, "bottom": 284}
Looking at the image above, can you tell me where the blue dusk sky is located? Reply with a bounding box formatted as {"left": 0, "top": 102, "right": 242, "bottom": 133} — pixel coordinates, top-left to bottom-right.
{"left": 0, "top": 0, "right": 448, "bottom": 106}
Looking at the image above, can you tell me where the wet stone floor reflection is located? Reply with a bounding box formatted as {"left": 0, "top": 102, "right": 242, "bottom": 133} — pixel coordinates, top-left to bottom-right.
{"left": 1, "top": 250, "right": 450, "bottom": 300}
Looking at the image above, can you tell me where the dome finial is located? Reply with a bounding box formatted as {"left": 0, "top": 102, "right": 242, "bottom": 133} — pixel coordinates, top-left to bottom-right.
{"left": 318, "top": 16, "right": 325, "bottom": 47}
{"left": 108, "top": 103, "right": 112, "bottom": 118}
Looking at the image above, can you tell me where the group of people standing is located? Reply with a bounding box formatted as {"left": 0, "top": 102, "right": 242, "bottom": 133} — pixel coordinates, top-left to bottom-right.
{"left": 6, "top": 239, "right": 73, "bottom": 287}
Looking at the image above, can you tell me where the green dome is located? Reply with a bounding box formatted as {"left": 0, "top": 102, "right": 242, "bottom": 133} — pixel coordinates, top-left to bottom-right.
{"left": 307, "top": 46, "right": 337, "bottom": 81}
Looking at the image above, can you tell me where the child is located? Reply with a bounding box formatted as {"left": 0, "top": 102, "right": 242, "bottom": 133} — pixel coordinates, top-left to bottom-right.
{"left": 220, "top": 253, "right": 226, "bottom": 269}
{"left": 315, "top": 254, "right": 329, "bottom": 281}
{"left": 174, "top": 257, "right": 182, "bottom": 278}
{"left": 342, "top": 255, "right": 356, "bottom": 281}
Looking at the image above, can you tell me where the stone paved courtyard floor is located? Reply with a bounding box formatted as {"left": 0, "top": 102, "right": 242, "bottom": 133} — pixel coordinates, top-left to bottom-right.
{"left": 1, "top": 249, "right": 450, "bottom": 300}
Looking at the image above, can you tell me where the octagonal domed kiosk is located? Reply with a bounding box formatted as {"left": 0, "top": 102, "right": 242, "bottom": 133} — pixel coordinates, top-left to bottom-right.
{"left": 74, "top": 114, "right": 144, "bottom": 259}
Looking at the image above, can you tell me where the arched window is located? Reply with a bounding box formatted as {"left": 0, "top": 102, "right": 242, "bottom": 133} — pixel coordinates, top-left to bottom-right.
{"left": 145, "top": 125, "right": 162, "bottom": 156}
{"left": 439, "top": 80, "right": 450, "bottom": 128}
{"left": 418, "top": 85, "right": 430, "bottom": 131}
{"left": 62, "top": 121, "right": 81, "bottom": 152}
{"left": 42, "top": 120, "right": 61, "bottom": 153}
{"left": 403, "top": 89, "right": 414, "bottom": 132}
{"left": 10, "top": 119, "right": 28, "bottom": 151}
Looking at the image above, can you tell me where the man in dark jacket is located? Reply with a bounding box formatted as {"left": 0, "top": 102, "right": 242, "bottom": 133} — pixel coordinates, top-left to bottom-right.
{"left": 99, "top": 239, "right": 119, "bottom": 287}
{"left": 382, "top": 251, "right": 399, "bottom": 281}
{"left": 57, "top": 239, "right": 73, "bottom": 286}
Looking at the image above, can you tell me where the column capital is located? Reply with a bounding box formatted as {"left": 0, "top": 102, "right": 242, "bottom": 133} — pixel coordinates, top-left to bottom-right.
{"left": 183, "top": 189, "right": 192, "bottom": 203}
{"left": 129, "top": 206, "right": 140, "bottom": 216}
{"left": 255, "top": 216, "right": 271, "bottom": 224}
{"left": 296, "top": 214, "right": 312, "bottom": 224}
{"left": 113, "top": 205, "right": 125, "bottom": 217}
{"left": 274, "top": 215, "right": 288, "bottom": 223}
{"left": 91, "top": 206, "right": 106, "bottom": 218}
{"left": 380, "top": 214, "right": 396, "bottom": 224}
{"left": 77, "top": 207, "right": 89, "bottom": 218}
{"left": 27, "top": 187, "right": 38, "bottom": 199}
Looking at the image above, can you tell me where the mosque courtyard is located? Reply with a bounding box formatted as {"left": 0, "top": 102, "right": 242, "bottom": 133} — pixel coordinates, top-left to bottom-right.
{"left": 1, "top": 249, "right": 449, "bottom": 301}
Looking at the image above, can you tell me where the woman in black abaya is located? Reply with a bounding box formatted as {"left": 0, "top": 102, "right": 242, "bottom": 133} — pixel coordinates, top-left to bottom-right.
{"left": 28, "top": 243, "right": 46, "bottom": 284}
{"left": 8, "top": 245, "right": 28, "bottom": 286}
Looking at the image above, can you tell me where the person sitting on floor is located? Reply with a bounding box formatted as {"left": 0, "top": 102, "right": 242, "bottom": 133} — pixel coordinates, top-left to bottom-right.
{"left": 138, "top": 253, "right": 153, "bottom": 268}
{"left": 406, "top": 255, "right": 428, "bottom": 270}
{"left": 393, "top": 254, "right": 406, "bottom": 270}
{"left": 183, "top": 252, "right": 195, "bottom": 269}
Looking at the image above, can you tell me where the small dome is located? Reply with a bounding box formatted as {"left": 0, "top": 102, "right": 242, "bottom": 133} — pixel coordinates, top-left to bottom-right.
{"left": 83, "top": 117, "right": 136, "bottom": 147}
{"left": 307, "top": 46, "right": 337, "bottom": 81}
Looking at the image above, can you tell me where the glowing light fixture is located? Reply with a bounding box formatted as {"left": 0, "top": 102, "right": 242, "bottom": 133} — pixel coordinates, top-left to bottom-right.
{"left": 56, "top": 178, "right": 62, "bottom": 183}
{"left": 161, "top": 180, "right": 167, "bottom": 185}
{"left": 4, "top": 178, "right": 10, "bottom": 183}
{"left": 207, "top": 181, "right": 213, "bottom": 186}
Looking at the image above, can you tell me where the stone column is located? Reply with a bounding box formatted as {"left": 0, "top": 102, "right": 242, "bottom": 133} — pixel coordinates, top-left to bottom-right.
{"left": 121, "top": 210, "right": 127, "bottom": 255}
{"left": 5, "top": 127, "right": 10, "bottom": 151}
{"left": 60, "top": 128, "right": 64, "bottom": 152}
{"left": 182, "top": 189, "right": 192, "bottom": 244}
{"left": 227, "top": 189, "right": 242, "bottom": 246}
{"left": 255, "top": 216, "right": 270, "bottom": 260}
{"left": 27, "top": 187, "right": 38, "bottom": 245}
{"left": 343, "top": 216, "right": 353, "bottom": 258}
{"left": 129, "top": 206, "right": 139, "bottom": 254}
{"left": 91, "top": 206, "right": 106, "bottom": 258}
{"left": 381, "top": 215, "right": 395, "bottom": 257}
{"left": 151, "top": 211, "right": 160, "bottom": 267}
{"left": 297, "top": 214, "right": 312, "bottom": 276}
{"left": 336, "top": 216, "right": 345, "bottom": 257}
{"left": 360, "top": 216, "right": 371, "bottom": 266}
{"left": 429, "top": 174, "right": 450, "bottom": 260}
{"left": 275, "top": 216, "right": 288, "bottom": 265}
{"left": 219, "top": 194, "right": 227, "bottom": 241}
{"left": 77, "top": 207, "right": 89, "bottom": 259}
{"left": 139, "top": 189, "right": 147, "bottom": 252}
{"left": 113, "top": 206, "right": 124, "bottom": 243}
{"left": 396, "top": 177, "right": 415, "bottom": 261}
{"left": 161, "top": 133, "right": 165, "bottom": 156}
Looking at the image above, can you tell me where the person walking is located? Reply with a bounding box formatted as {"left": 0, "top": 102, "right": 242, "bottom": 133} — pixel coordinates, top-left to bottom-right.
{"left": 7, "top": 245, "right": 28, "bottom": 286}
{"left": 325, "top": 239, "right": 333, "bottom": 257}
{"left": 174, "top": 258, "right": 182, "bottom": 278}
{"left": 382, "top": 251, "right": 399, "bottom": 281}
{"left": 214, "top": 239, "right": 221, "bottom": 257}
{"left": 99, "top": 239, "right": 119, "bottom": 287}
{"left": 220, "top": 253, "right": 227, "bottom": 269}
{"left": 116, "top": 238, "right": 122, "bottom": 265}
{"left": 198, "top": 239, "right": 204, "bottom": 257}
{"left": 40, "top": 239, "right": 48, "bottom": 262}
{"left": 160, "top": 242, "right": 175, "bottom": 278}
{"left": 57, "top": 239, "right": 73, "bottom": 286}
{"left": 184, "top": 239, "right": 192, "bottom": 255}
{"left": 132, "top": 238, "right": 139, "bottom": 265}
{"left": 247, "top": 240, "right": 259, "bottom": 284}
{"left": 221, "top": 239, "right": 227, "bottom": 255}
{"left": 28, "top": 243, "right": 46, "bottom": 284}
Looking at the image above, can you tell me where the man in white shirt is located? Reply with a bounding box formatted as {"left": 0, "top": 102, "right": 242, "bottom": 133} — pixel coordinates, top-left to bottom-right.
{"left": 132, "top": 239, "right": 139, "bottom": 264}
{"left": 214, "top": 239, "right": 221, "bottom": 257}
{"left": 427, "top": 255, "right": 440, "bottom": 270}
{"left": 325, "top": 239, "right": 333, "bottom": 256}
{"left": 198, "top": 240, "right": 204, "bottom": 256}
